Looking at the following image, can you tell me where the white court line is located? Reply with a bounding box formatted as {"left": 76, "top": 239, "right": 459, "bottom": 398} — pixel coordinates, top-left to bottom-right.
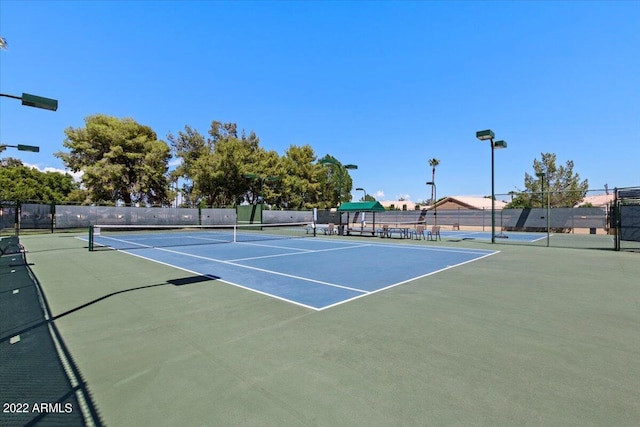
{"left": 150, "top": 246, "right": 369, "bottom": 294}
{"left": 235, "top": 241, "right": 316, "bottom": 253}
{"left": 240, "top": 236, "right": 496, "bottom": 256}
{"left": 530, "top": 234, "right": 553, "bottom": 242}
{"left": 318, "top": 251, "right": 498, "bottom": 311}
{"left": 84, "top": 235, "right": 500, "bottom": 310}
{"left": 229, "top": 243, "right": 373, "bottom": 262}
{"left": 109, "top": 249, "right": 324, "bottom": 311}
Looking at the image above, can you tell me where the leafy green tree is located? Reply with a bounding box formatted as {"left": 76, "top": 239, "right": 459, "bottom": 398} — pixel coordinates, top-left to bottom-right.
{"left": 56, "top": 114, "right": 171, "bottom": 205}
{"left": 506, "top": 153, "right": 588, "bottom": 208}
{"left": 171, "top": 121, "right": 267, "bottom": 207}
{"left": 244, "top": 148, "right": 283, "bottom": 206}
{"left": 167, "top": 125, "right": 209, "bottom": 207}
{"left": 168, "top": 120, "right": 355, "bottom": 209}
{"left": 0, "top": 158, "right": 79, "bottom": 202}
{"left": 318, "top": 155, "right": 355, "bottom": 207}
{"left": 280, "top": 145, "right": 324, "bottom": 209}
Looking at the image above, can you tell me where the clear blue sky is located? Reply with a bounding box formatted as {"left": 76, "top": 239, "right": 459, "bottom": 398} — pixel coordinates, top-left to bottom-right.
{"left": 1, "top": 1, "right": 638, "bottom": 202}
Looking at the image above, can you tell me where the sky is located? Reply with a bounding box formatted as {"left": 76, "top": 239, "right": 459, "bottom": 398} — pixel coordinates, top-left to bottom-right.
{"left": 1, "top": 0, "right": 638, "bottom": 203}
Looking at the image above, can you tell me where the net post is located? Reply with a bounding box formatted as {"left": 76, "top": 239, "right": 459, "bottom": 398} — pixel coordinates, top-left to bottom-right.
{"left": 313, "top": 208, "right": 318, "bottom": 237}
{"left": 88, "top": 225, "right": 94, "bottom": 252}
{"left": 233, "top": 224, "right": 237, "bottom": 243}
{"left": 15, "top": 201, "right": 20, "bottom": 237}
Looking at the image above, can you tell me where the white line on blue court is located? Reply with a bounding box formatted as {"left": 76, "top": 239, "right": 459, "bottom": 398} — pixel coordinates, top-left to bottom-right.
{"left": 108, "top": 249, "right": 327, "bottom": 311}
{"left": 319, "top": 251, "right": 498, "bottom": 311}
{"left": 234, "top": 241, "right": 316, "bottom": 252}
{"left": 228, "top": 242, "right": 373, "bottom": 262}
{"left": 83, "top": 234, "right": 500, "bottom": 310}
{"left": 152, "top": 246, "right": 370, "bottom": 294}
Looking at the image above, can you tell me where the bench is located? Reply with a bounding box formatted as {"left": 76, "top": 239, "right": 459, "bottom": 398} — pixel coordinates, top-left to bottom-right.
{"left": 346, "top": 227, "right": 377, "bottom": 237}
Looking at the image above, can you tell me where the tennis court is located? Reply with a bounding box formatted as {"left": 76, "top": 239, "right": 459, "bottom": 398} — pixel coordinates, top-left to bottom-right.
{"left": 84, "top": 225, "right": 497, "bottom": 310}
{"left": 5, "top": 230, "right": 640, "bottom": 426}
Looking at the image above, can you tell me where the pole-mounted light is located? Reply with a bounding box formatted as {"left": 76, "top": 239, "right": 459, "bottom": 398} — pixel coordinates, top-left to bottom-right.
{"left": 0, "top": 144, "right": 40, "bottom": 153}
{"left": 476, "top": 129, "right": 508, "bottom": 243}
{"left": 1, "top": 92, "right": 58, "bottom": 111}
{"left": 426, "top": 181, "right": 437, "bottom": 226}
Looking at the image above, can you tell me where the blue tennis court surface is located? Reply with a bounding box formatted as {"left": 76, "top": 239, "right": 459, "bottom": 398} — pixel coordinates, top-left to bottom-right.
{"left": 87, "top": 233, "right": 498, "bottom": 310}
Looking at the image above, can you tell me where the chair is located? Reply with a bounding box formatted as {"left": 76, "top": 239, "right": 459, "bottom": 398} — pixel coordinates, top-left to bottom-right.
{"left": 413, "top": 224, "right": 426, "bottom": 240}
{"left": 325, "top": 223, "right": 335, "bottom": 235}
{"left": 427, "top": 225, "right": 441, "bottom": 241}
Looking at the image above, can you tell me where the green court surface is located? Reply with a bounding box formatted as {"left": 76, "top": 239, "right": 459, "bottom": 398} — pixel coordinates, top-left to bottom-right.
{"left": 10, "top": 233, "right": 640, "bottom": 426}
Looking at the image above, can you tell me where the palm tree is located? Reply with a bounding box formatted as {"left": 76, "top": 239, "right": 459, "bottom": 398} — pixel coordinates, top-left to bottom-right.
{"left": 428, "top": 158, "right": 440, "bottom": 203}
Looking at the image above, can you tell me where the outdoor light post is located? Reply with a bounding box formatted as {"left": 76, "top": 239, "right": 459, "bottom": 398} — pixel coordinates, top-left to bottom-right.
{"left": 320, "top": 158, "right": 357, "bottom": 236}
{"left": 0, "top": 144, "right": 40, "bottom": 153}
{"left": 0, "top": 92, "right": 58, "bottom": 111}
{"left": 536, "top": 172, "right": 545, "bottom": 208}
{"left": 426, "top": 181, "right": 437, "bottom": 226}
{"left": 355, "top": 187, "right": 367, "bottom": 201}
{"left": 536, "top": 172, "right": 550, "bottom": 247}
{"left": 319, "top": 158, "right": 358, "bottom": 206}
{"left": 475, "top": 129, "right": 507, "bottom": 244}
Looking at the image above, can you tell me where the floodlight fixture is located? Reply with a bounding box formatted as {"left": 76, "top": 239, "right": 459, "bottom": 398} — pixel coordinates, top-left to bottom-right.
{"left": 476, "top": 129, "right": 495, "bottom": 141}
{"left": 0, "top": 143, "right": 40, "bottom": 153}
{"left": 1, "top": 92, "right": 58, "bottom": 111}
{"left": 475, "top": 129, "right": 508, "bottom": 243}
{"left": 493, "top": 140, "right": 507, "bottom": 149}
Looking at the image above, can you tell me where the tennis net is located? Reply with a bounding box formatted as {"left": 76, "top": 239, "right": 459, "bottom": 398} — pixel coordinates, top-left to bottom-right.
{"left": 88, "top": 222, "right": 314, "bottom": 251}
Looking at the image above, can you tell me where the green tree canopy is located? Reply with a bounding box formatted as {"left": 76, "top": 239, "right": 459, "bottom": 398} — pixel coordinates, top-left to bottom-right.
{"left": 318, "top": 155, "right": 355, "bottom": 207}
{"left": 0, "top": 158, "right": 79, "bottom": 202}
{"left": 56, "top": 115, "right": 171, "bottom": 205}
{"left": 169, "top": 120, "right": 347, "bottom": 209}
{"left": 506, "top": 152, "right": 589, "bottom": 208}
{"left": 280, "top": 145, "right": 324, "bottom": 209}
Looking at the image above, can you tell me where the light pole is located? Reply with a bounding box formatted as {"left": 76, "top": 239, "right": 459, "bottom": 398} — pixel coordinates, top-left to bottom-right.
{"left": 536, "top": 172, "right": 550, "bottom": 247}
{"left": 426, "top": 181, "right": 437, "bottom": 226}
{"left": 536, "top": 172, "right": 545, "bottom": 208}
{"left": 319, "top": 158, "right": 358, "bottom": 206}
{"left": 355, "top": 187, "right": 367, "bottom": 201}
{"left": 320, "top": 158, "right": 357, "bottom": 236}
{"left": 1, "top": 92, "right": 58, "bottom": 111}
{"left": 476, "top": 129, "right": 507, "bottom": 244}
{"left": 0, "top": 144, "right": 40, "bottom": 154}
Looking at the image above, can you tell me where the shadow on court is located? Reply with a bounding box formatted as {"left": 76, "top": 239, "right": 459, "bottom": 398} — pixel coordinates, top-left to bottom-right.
{"left": 0, "top": 239, "right": 216, "bottom": 427}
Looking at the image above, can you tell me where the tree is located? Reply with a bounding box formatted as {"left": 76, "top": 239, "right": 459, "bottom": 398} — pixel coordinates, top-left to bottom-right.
{"left": 0, "top": 158, "right": 79, "bottom": 202}
{"left": 318, "top": 155, "right": 355, "bottom": 207}
{"left": 171, "top": 121, "right": 270, "bottom": 207}
{"left": 56, "top": 115, "right": 171, "bottom": 205}
{"left": 506, "top": 153, "right": 588, "bottom": 208}
{"left": 428, "top": 158, "right": 440, "bottom": 203}
{"left": 168, "top": 120, "right": 359, "bottom": 209}
{"left": 280, "top": 145, "right": 324, "bottom": 209}
{"left": 167, "top": 125, "right": 210, "bottom": 207}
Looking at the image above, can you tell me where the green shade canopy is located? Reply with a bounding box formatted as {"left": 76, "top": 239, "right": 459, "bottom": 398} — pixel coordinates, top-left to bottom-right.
{"left": 337, "top": 201, "right": 386, "bottom": 212}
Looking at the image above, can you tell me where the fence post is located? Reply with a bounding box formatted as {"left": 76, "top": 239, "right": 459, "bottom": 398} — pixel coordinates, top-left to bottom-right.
{"left": 50, "top": 202, "right": 55, "bottom": 233}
